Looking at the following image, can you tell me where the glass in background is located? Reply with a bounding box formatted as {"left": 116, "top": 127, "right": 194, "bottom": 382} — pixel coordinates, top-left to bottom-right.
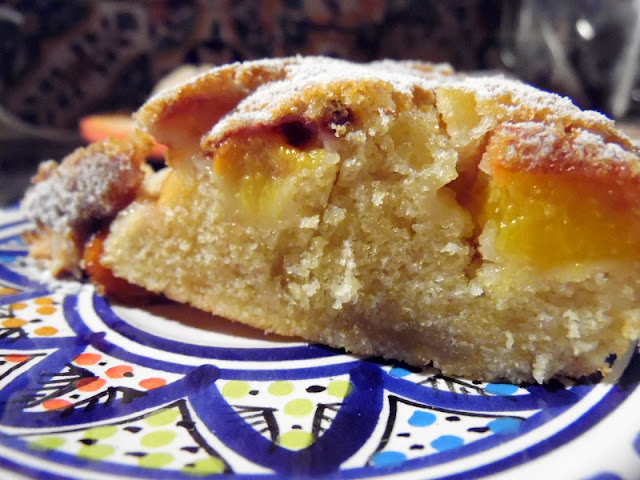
{"left": 500, "top": 0, "right": 640, "bottom": 119}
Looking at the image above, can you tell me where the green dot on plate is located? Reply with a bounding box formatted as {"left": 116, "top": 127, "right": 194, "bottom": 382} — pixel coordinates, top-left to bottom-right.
{"left": 141, "top": 430, "right": 177, "bottom": 448}
{"left": 283, "top": 398, "right": 314, "bottom": 417}
{"left": 279, "top": 430, "right": 313, "bottom": 450}
{"left": 145, "top": 408, "right": 180, "bottom": 427}
{"left": 138, "top": 452, "right": 174, "bottom": 469}
{"left": 327, "top": 380, "right": 353, "bottom": 399}
{"left": 77, "top": 444, "right": 115, "bottom": 460}
{"left": 28, "top": 436, "right": 65, "bottom": 451}
{"left": 268, "top": 380, "right": 294, "bottom": 396}
{"left": 181, "top": 456, "right": 226, "bottom": 475}
{"left": 84, "top": 425, "right": 118, "bottom": 440}
{"left": 221, "top": 380, "right": 251, "bottom": 399}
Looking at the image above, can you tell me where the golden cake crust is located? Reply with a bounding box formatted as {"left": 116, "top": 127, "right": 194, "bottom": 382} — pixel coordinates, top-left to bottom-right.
{"left": 135, "top": 56, "right": 636, "bottom": 159}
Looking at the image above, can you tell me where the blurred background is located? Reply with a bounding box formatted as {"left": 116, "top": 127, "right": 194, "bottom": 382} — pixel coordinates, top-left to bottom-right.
{"left": 1, "top": 0, "right": 639, "bottom": 205}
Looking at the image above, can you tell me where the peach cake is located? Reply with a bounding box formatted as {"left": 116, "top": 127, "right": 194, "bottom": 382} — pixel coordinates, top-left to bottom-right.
{"left": 21, "top": 56, "right": 640, "bottom": 383}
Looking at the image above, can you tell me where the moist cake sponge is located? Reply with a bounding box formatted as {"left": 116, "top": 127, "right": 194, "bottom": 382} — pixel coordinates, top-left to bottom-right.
{"left": 23, "top": 57, "right": 640, "bottom": 383}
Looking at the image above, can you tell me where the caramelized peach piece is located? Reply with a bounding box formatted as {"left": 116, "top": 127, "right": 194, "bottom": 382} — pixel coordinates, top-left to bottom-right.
{"left": 477, "top": 122, "right": 640, "bottom": 268}
{"left": 213, "top": 128, "right": 335, "bottom": 222}
{"left": 83, "top": 232, "right": 151, "bottom": 301}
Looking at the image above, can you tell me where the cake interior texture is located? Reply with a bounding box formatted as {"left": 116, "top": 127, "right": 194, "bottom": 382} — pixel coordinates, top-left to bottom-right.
{"left": 23, "top": 58, "right": 640, "bottom": 383}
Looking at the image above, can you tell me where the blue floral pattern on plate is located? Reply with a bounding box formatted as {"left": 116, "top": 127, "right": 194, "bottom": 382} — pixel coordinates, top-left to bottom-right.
{"left": 1, "top": 207, "right": 640, "bottom": 479}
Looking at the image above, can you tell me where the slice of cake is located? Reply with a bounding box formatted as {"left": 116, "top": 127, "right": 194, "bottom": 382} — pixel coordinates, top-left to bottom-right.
{"left": 22, "top": 56, "right": 640, "bottom": 383}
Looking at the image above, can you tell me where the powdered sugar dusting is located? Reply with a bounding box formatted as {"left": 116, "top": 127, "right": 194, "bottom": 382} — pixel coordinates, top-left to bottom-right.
{"left": 205, "top": 57, "right": 456, "bottom": 143}
{"left": 574, "top": 128, "right": 633, "bottom": 163}
{"left": 486, "top": 120, "right": 640, "bottom": 176}
{"left": 22, "top": 151, "right": 140, "bottom": 234}
{"left": 135, "top": 56, "right": 630, "bottom": 159}
{"left": 150, "top": 57, "right": 616, "bottom": 150}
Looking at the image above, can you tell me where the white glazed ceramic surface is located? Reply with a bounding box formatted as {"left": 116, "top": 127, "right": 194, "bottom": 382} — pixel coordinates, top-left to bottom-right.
{"left": 0, "top": 206, "right": 639, "bottom": 480}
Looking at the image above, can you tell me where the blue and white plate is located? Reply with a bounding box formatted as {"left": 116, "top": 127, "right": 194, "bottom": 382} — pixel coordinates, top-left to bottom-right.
{"left": 0, "top": 206, "right": 639, "bottom": 480}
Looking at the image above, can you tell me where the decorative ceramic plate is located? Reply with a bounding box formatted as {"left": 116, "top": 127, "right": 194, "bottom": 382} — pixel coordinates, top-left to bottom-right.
{"left": 0, "top": 206, "right": 640, "bottom": 480}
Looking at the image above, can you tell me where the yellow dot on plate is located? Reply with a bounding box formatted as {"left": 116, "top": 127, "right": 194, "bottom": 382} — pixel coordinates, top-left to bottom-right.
{"left": 0, "top": 287, "right": 18, "bottom": 295}
{"left": 36, "top": 306, "right": 57, "bottom": 315}
{"left": 141, "top": 430, "right": 176, "bottom": 448}
{"left": 34, "top": 326, "right": 58, "bottom": 337}
{"left": 279, "top": 430, "right": 313, "bottom": 450}
{"left": 34, "top": 297, "right": 54, "bottom": 305}
{"left": 221, "top": 380, "right": 250, "bottom": 399}
{"left": 28, "top": 436, "right": 65, "bottom": 451}
{"left": 145, "top": 408, "right": 180, "bottom": 427}
{"left": 77, "top": 444, "right": 115, "bottom": 460}
{"left": 327, "top": 380, "right": 353, "bottom": 399}
{"left": 9, "top": 302, "right": 27, "bottom": 311}
{"left": 268, "top": 381, "right": 294, "bottom": 396}
{"left": 284, "top": 398, "right": 314, "bottom": 417}
{"left": 84, "top": 426, "right": 118, "bottom": 440}
{"left": 2, "top": 317, "right": 27, "bottom": 328}
{"left": 181, "top": 457, "right": 226, "bottom": 475}
{"left": 138, "top": 452, "right": 174, "bottom": 469}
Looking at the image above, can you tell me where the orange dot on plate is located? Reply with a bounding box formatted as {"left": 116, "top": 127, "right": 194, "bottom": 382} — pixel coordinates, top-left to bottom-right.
{"left": 34, "top": 297, "right": 54, "bottom": 306}
{"left": 42, "top": 399, "right": 72, "bottom": 410}
{"left": 75, "top": 377, "right": 106, "bottom": 392}
{"left": 139, "top": 378, "right": 166, "bottom": 390}
{"left": 106, "top": 365, "right": 134, "bottom": 378}
{"left": 9, "top": 303, "right": 27, "bottom": 311}
{"left": 0, "top": 287, "right": 18, "bottom": 295}
{"left": 74, "top": 353, "right": 102, "bottom": 365}
{"left": 34, "top": 326, "right": 58, "bottom": 337}
{"left": 2, "top": 318, "right": 27, "bottom": 328}
{"left": 36, "top": 306, "right": 57, "bottom": 315}
{"left": 4, "top": 354, "right": 31, "bottom": 363}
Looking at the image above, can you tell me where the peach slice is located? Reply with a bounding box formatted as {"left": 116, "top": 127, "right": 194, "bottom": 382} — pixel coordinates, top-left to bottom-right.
{"left": 80, "top": 114, "right": 167, "bottom": 158}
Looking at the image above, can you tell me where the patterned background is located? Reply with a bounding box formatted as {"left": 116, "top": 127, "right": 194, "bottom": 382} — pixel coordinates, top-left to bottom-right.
{"left": 1, "top": 0, "right": 504, "bottom": 132}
